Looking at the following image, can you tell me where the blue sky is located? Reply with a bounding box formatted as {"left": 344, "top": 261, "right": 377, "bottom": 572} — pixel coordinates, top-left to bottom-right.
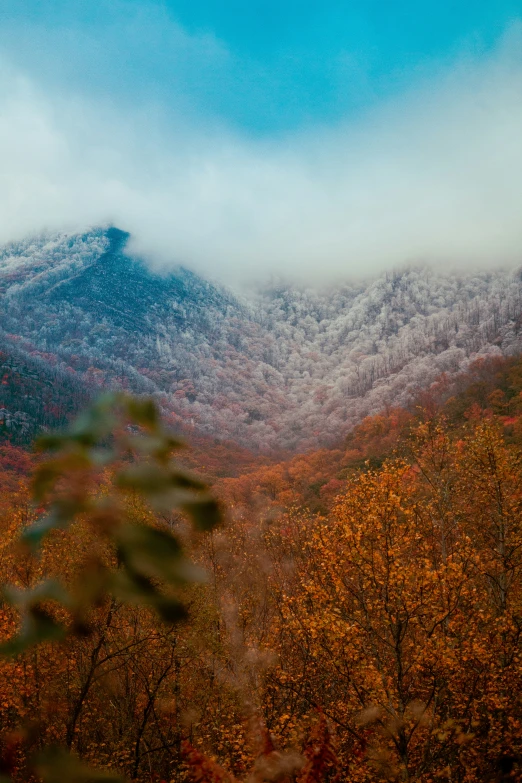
{"left": 2, "top": 0, "right": 520, "bottom": 133}
{"left": 0, "top": 1, "right": 521, "bottom": 283}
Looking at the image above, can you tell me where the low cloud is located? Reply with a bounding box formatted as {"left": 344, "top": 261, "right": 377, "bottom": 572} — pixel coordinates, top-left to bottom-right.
{"left": 1, "top": 23, "right": 522, "bottom": 285}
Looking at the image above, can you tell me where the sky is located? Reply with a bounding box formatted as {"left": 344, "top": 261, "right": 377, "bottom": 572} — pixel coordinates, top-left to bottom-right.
{"left": 0, "top": 0, "right": 521, "bottom": 284}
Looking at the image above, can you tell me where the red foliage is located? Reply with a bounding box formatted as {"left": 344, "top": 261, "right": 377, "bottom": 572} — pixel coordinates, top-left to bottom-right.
{"left": 297, "top": 715, "right": 340, "bottom": 783}
{"left": 182, "top": 742, "right": 237, "bottom": 783}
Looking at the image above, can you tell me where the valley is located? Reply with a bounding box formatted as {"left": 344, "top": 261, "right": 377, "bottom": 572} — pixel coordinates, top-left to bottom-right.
{"left": 1, "top": 226, "right": 522, "bottom": 451}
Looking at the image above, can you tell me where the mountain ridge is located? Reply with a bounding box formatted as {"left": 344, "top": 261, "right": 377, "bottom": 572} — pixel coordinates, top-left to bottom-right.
{"left": 1, "top": 226, "right": 522, "bottom": 449}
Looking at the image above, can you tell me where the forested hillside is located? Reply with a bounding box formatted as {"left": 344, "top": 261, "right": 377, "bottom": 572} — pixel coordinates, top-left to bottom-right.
{"left": 2, "top": 227, "right": 522, "bottom": 780}
{"left": 3, "top": 0, "right": 522, "bottom": 778}
{"left": 2, "top": 227, "right": 522, "bottom": 449}
{"left": 1, "top": 356, "right": 522, "bottom": 781}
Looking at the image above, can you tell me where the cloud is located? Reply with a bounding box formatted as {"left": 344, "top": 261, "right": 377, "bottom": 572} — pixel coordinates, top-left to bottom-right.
{"left": 0, "top": 22, "right": 522, "bottom": 285}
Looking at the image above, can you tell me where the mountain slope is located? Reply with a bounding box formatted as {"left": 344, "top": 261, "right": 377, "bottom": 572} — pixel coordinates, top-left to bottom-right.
{"left": 1, "top": 226, "right": 522, "bottom": 449}
{"left": 0, "top": 336, "right": 91, "bottom": 442}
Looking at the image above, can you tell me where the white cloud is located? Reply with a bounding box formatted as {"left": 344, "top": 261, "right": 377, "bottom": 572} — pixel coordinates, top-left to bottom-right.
{"left": 1, "top": 23, "right": 522, "bottom": 285}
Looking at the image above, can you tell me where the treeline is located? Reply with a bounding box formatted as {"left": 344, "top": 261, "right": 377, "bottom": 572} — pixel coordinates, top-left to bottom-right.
{"left": 0, "top": 339, "right": 92, "bottom": 443}
{"left": 4, "top": 227, "right": 522, "bottom": 451}
{"left": 0, "top": 358, "right": 522, "bottom": 780}
{"left": 217, "top": 354, "right": 522, "bottom": 514}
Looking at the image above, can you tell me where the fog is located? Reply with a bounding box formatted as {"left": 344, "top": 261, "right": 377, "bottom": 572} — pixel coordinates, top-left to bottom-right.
{"left": 1, "top": 24, "right": 522, "bottom": 285}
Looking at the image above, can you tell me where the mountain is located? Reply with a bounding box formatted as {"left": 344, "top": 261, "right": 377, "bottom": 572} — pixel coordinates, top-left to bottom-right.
{"left": 2, "top": 226, "right": 522, "bottom": 449}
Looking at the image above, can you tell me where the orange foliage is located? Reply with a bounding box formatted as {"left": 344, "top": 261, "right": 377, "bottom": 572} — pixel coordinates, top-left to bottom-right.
{"left": 2, "top": 359, "right": 522, "bottom": 780}
{"left": 262, "top": 419, "right": 522, "bottom": 781}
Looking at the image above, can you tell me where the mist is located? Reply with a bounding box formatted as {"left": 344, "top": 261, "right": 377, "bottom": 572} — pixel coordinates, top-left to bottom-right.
{"left": 1, "top": 24, "right": 522, "bottom": 285}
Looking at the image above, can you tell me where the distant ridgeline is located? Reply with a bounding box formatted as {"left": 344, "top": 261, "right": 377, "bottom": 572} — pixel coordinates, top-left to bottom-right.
{"left": 1, "top": 226, "right": 522, "bottom": 448}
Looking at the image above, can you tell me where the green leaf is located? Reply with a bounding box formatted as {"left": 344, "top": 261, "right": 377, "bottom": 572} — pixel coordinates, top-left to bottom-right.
{"left": 32, "top": 461, "right": 62, "bottom": 501}
{"left": 89, "top": 447, "right": 117, "bottom": 467}
{"left": 23, "top": 498, "right": 87, "bottom": 550}
{"left": 2, "top": 392, "right": 221, "bottom": 654}
{"left": 115, "top": 463, "right": 172, "bottom": 493}
{"left": 109, "top": 570, "right": 187, "bottom": 623}
{"left": 117, "top": 463, "right": 207, "bottom": 494}
{"left": 68, "top": 408, "right": 115, "bottom": 447}
{"left": 0, "top": 607, "right": 66, "bottom": 656}
{"left": 181, "top": 497, "right": 222, "bottom": 532}
{"left": 22, "top": 513, "right": 62, "bottom": 551}
{"left": 35, "top": 433, "right": 67, "bottom": 452}
{"left": 124, "top": 397, "right": 159, "bottom": 428}
{"left": 123, "top": 434, "right": 183, "bottom": 461}
{"left": 0, "top": 580, "right": 70, "bottom": 655}
{"left": 153, "top": 595, "right": 188, "bottom": 623}
{"left": 116, "top": 524, "right": 202, "bottom": 585}
{"left": 3, "top": 579, "right": 71, "bottom": 609}
{"left": 33, "top": 747, "right": 124, "bottom": 782}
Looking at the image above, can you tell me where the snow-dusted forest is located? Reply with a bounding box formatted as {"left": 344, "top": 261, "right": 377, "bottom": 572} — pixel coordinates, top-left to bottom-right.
{"left": 2, "top": 226, "right": 522, "bottom": 449}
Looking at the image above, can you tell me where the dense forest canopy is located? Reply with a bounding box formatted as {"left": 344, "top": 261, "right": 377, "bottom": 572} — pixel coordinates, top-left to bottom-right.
{"left": 2, "top": 226, "right": 522, "bottom": 783}
{"left": 2, "top": 227, "right": 522, "bottom": 450}
{"left": 3, "top": 1, "right": 522, "bottom": 779}
{"left": 0, "top": 355, "right": 522, "bottom": 781}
